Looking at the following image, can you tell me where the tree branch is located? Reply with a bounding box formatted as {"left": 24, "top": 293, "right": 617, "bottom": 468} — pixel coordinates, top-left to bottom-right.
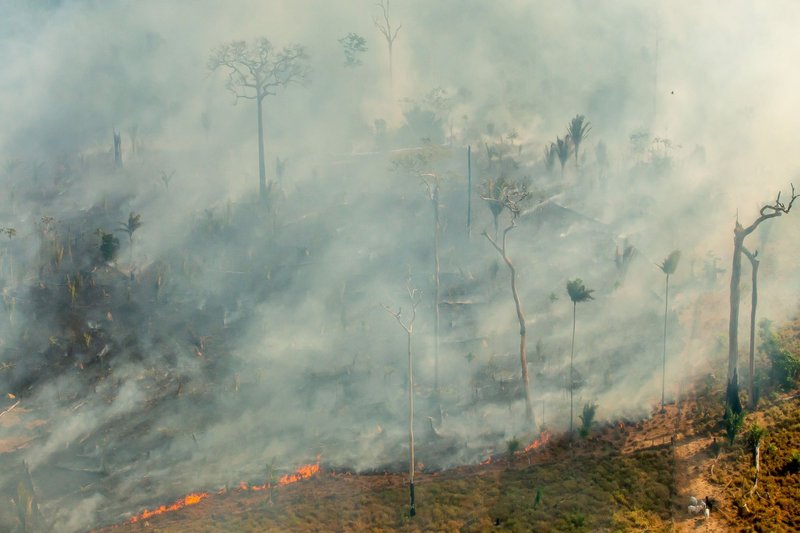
{"left": 740, "top": 184, "right": 798, "bottom": 237}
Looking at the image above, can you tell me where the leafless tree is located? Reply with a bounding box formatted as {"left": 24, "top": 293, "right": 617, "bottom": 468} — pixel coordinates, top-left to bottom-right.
{"left": 383, "top": 281, "right": 420, "bottom": 517}
{"left": 208, "top": 39, "right": 310, "bottom": 203}
{"left": 373, "top": 0, "right": 401, "bottom": 86}
{"left": 392, "top": 147, "right": 456, "bottom": 395}
{"left": 727, "top": 185, "right": 797, "bottom": 410}
{"left": 481, "top": 181, "right": 534, "bottom": 423}
{"left": 742, "top": 247, "right": 759, "bottom": 409}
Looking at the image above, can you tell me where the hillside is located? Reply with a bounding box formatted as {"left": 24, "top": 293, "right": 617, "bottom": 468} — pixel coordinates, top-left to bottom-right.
{"left": 87, "top": 341, "right": 800, "bottom": 532}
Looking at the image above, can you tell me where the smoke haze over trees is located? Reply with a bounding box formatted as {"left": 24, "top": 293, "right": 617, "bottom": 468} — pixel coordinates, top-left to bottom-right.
{"left": 2, "top": 1, "right": 800, "bottom": 530}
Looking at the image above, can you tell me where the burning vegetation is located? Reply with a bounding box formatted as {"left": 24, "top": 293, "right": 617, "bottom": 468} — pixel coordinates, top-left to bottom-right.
{"left": 1, "top": 2, "right": 800, "bottom": 532}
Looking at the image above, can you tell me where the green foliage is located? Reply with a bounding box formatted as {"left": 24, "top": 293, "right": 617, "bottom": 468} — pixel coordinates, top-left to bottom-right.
{"left": 563, "top": 511, "right": 587, "bottom": 531}
{"left": 338, "top": 33, "right": 367, "bottom": 67}
{"left": 579, "top": 402, "right": 598, "bottom": 438}
{"left": 566, "top": 279, "right": 594, "bottom": 304}
{"left": 788, "top": 451, "right": 800, "bottom": 474}
{"left": 759, "top": 319, "right": 800, "bottom": 390}
{"left": 507, "top": 436, "right": 521, "bottom": 456}
{"left": 725, "top": 408, "right": 746, "bottom": 445}
{"left": 726, "top": 369, "right": 743, "bottom": 415}
{"left": 566, "top": 115, "right": 591, "bottom": 165}
{"left": 118, "top": 212, "right": 142, "bottom": 243}
{"left": 100, "top": 232, "right": 119, "bottom": 261}
{"left": 484, "top": 176, "right": 508, "bottom": 220}
{"left": 543, "top": 143, "right": 557, "bottom": 174}
{"left": 658, "top": 250, "right": 681, "bottom": 276}
{"left": 746, "top": 423, "right": 766, "bottom": 451}
{"left": 555, "top": 135, "right": 572, "bottom": 173}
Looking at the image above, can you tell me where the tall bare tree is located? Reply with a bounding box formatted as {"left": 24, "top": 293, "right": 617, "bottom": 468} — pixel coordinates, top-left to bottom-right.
{"left": 658, "top": 250, "right": 680, "bottom": 413}
{"left": 742, "top": 247, "right": 759, "bottom": 409}
{"left": 392, "top": 146, "right": 456, "bottom": 395}
{"left": 208, "top": 39, "right": 310, "bottom": 203}
{"left": 481, "top": 180, "right": 534, "bottom": 423}
{"left": 373, "top": 0, "right": 401, "bottom": 86}
{"left": 727, "top": 185, "right": 797, "bottom": 410}
{"left": 383, "top": 282, "right": 420, "bottom": 517}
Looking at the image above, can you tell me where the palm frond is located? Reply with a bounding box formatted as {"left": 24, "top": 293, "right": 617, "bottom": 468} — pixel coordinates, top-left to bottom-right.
{"left": 659, "top": 250, "right": 681, "bottom": 275}
{"left": 566, "top": 278, "right": 594, "bottom": 303}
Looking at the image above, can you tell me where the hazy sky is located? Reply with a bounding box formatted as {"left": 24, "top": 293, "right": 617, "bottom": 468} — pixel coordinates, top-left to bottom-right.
{"left": 2, "top": 1, "right": 800, "bottom": 530}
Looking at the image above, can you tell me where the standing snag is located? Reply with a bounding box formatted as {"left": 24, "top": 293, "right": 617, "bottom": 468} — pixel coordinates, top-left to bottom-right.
{"left": 481, "top": 180, "right": 534, "bottom": 424}
{"left": 742, "top": 247, "right": 760, "bottom": 408}
{"left": 727, "top": 184, "right": 797, "bottom": 410}
{"left": 383, "top": 282, "right": 420, "bottom": 518}
{"left": 373, "top": 0, "right": 402, "bottom": 86}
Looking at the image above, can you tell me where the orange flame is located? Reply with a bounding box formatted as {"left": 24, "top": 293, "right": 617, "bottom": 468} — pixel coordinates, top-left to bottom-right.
{"left": 126, "top": 459, "right": 320, "bottom": 523}
{"left": 523, "top": 431, "right": 551, "bottom": 453}
{"left": 278, "top": 462, "right": 320, "bottom": 485}
{"left": 129, "top": 492, "right": 209, "bottom": 523}
{"left": 239, "top": 458, "right": 321, "bottom": 492}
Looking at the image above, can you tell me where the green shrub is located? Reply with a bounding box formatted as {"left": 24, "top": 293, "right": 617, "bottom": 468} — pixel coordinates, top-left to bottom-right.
{"left": 725, "top": 408, "right": 746, "bottom": 445}
{"left": 100, "top": 232, "right": 120, "bottom": 261}
{"left": 759, "top": 319, "right": 800, "bottom": 390}
{"left": 578, "top": 402, "right": 598, "bottom": 438}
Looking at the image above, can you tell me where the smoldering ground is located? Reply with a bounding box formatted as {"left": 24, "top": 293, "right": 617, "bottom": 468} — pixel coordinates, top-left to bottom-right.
{"left": 1, "top": 1, "right": 800, "bottom": 530}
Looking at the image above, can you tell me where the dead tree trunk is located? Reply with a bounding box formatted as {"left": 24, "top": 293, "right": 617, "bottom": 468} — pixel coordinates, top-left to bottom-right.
{"left": 484, "top": 221, "right": 533, "bottom": 423}
{"left": 374, "top": 0, "right": 401, "bottom": 92}
{"left": 432, "top": 187, "right": 440, "bottom": 395}
{"left": 743, "top": 247, "right": 760, "bottom": 409}
{"left": 383, "top": 284, "right": 419, "bottom": 517}
{"left": 257, "top": 93, "right": 267, "bottom": 203}
{"left": 113, "top": 130, "right": 123, "bottom": 167}
{"left": 727, "top": 185, "right": 797, "bottom": 410}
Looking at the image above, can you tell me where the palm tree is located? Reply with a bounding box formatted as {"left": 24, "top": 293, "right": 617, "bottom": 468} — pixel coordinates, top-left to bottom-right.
{"left": 118, "top": 212, "right": 143, "bottom": 262}
{"left": 566, "top": 115, "right": 591, "bottom": 167}
{"left": 567, "top": 278, "right": 594, "bottom": 437}
{"left": 484, "top": 176, "right": 507, "bottom": 238}
{"left": 543, "top": 143, "right": 557, "bottom": 175}
{"left": 658, "top": 250, "right": 681, "bottom": 413}
{"left": 555, "top": 136, "right": 572, "bottom": 178}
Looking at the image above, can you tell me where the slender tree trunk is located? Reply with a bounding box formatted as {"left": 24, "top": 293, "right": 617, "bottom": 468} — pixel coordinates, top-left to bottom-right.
{"left": 570, "top": 302, "right": 576, "bottom": 436}
{"left": 388, "top": 44, "right": 393, "bottom": 86}
{"left": 744, "top": 249, "right": 759, "bottom": 409}
{"left": 432, "top": 189, "right": 440, "bottom": 394}
{"left": 661, "top": 273, "right": 669, "bottom": 413}
{"left": 407, "top": 327, "right": 416, "bottom": 516}
{"left": 257, "top": 96, "right": 267, "bottom": 202}
{"left": 509, "top": 260, "right": 532, "bottom": 423}
{"left": 725, "top": 226, "right": 747, "bottom": 412}
{"left": 728, "top": 231, "right": 745, "bottom": 407}
{"left": 467, "top": 146, "right": 472, "bottom": 237}
{"left": 485, "top": 226, "right": 532, "bottom": 424}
